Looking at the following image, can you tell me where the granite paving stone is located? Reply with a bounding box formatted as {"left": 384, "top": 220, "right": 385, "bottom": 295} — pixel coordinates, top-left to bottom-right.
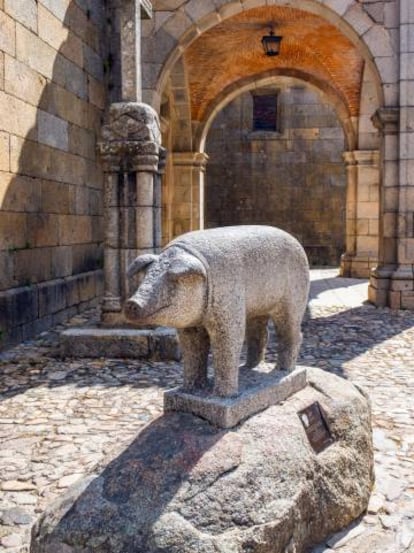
{"left": 0, "top": 269, "right": 413, "bottom": 552}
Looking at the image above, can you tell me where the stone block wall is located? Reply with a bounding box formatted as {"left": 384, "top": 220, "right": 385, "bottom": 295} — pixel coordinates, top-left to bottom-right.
{"left": 0, "top": 0, "right": 107, "bottom": 348}
{"left": 205, "top": 83, "right": 347, "bottom": 266}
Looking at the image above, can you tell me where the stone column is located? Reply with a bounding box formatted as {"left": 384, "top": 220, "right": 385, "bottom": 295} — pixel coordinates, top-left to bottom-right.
{"left": 340, "top": 150, "right": 380, "bottom": 278}
{"left": 340, "top": 152, "right": 358, "bottom": 276}
{"left": 155, "top": 147, "right": 167, "bottom": 249}
{"left": 370, "top": 1, "right": 414, "bottom": 308}
{"left": 385, "top": 0, "right": 414, "bottom": 309}
{"left": 98, "top": 102, "right": 162, "bottom": 325}
{"left": 170, "top": 152, "right": 209, "bottom": 238}
{"left": 109, "top": 0, "right": 152, "bottom": 103}
{"left": 368, "top": 108, "right": 400, "bottom": 306}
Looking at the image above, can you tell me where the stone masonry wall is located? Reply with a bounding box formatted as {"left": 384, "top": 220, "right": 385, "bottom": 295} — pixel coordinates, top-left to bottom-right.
{"left": 205, "top": 83, "right": 347, "bottom": 266}
{"left": 0, "top": 0, "right": 107, "bottom": 348}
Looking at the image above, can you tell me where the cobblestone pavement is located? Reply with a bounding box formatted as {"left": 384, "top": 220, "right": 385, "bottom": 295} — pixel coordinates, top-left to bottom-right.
{"left": 0, "top": 269, "right": 413, "bottom": 553}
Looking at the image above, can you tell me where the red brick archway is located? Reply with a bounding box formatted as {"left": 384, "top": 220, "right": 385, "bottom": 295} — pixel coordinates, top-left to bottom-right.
{"left": 155, "top": 1, "right": 383, "bottom": 278}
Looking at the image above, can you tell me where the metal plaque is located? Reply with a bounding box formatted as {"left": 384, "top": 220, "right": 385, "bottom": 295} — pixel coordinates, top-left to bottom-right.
{"left": 298, "top": 402, "right": 333, "bottom": 453}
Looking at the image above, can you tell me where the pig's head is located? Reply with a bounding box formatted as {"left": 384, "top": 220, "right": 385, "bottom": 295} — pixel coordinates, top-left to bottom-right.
{"left": 124, "top": 247, "right": 207, "bottom": 328}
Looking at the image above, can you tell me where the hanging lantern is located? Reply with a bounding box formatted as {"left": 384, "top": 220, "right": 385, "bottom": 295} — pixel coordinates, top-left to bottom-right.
{"left": 261, "top": 29, "right": 282, "bottom": 56}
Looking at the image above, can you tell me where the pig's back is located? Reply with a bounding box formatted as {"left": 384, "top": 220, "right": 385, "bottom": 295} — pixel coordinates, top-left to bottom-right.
{"left": 169, "top": 225, "right": 306, "bottom": 270}
{"left": 169, "top": 226, "right": 309, "bottom": 314}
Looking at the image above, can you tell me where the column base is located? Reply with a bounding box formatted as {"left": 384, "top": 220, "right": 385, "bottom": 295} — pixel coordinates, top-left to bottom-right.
{"left": 340, "top": 253, "right": 378, "bottom": 278}
{"left": 388, "top": 266, "right": 414, "bottom": 309}
{"left": 368, "top": 265, "right": 393, "bottom": 307}
{"left": 369, "top": 265, "right": 414, "bottom": 309}
{"left": 102, "top": 294, "right": 122, "bottom": 316}
{"left": 101, "top": 310, "right": 127, "bottom": 327}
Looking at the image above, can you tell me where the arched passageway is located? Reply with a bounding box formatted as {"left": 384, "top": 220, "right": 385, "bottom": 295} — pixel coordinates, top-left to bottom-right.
{"left": 94, "top": 0, "right": 406, "bottom": 310}
{"left": 204, "top": 77, "right": 348, "bottom": 266}
{"left": 150, "top": 1, "right": 385, "bottom": 280}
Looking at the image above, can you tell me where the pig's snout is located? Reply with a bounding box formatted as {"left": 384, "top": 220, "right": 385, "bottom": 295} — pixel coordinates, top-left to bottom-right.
{"left": 124, "top": 298, "right": 145, "bottom": 321}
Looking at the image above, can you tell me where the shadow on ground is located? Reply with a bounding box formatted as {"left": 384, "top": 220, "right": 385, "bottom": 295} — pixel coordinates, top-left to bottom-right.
{"left": 2, "top": 299, "right": 414, "bottom": 401}
{"left": 300, "top": 305, "right": 414, "bottom": 378}
{"left": 31, "top": 411, "right": 226, "bottom": 552}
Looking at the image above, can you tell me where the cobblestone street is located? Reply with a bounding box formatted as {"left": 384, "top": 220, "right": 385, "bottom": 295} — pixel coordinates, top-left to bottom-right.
{"left": 0, "top": 270, "right": 413, "bottom": 553}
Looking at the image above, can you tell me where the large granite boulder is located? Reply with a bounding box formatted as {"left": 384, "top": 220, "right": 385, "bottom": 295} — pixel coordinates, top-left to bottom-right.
{"left": 31, "top": 368, "right": 374, "bottom": 553}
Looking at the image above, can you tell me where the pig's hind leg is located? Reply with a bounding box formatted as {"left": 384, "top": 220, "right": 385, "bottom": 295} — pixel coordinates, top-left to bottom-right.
{"left": 271, "top": 307, "right": 302, "bottom": 372}
{"left": 207, "top": 313, "right": 245, "bottom": 397}
{"left": 178, "top": 327, "right": 210, "bottom": 391}
{"left": 243, "top": 316, "right": 269, "bottom": 369}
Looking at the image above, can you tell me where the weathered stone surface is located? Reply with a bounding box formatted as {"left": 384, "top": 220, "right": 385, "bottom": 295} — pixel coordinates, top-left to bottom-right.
{"left": 98, "top": 102, "right": 162, "bottom": 166}
{"left": 0, "top": 271, "right": 103, "bottom": 350}
{"left": 0, "top": 0, "right": 107, "bottom": 347}
{"left": 0, "top": 507, "right": 33, "bottom": 526}
{"left": 30, "top": 367, "right": 374, "bottom": 553}
{"left": 125, "top": 225, "right": 310, "bottom": 397}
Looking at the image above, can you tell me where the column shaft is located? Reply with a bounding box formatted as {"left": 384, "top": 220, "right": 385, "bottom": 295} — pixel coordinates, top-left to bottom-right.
{"left": 388, "top": 0, "right": 414, "bottom": 308}
{"left": 101, "top": 174, "right": 121, "bottom": 313}
{"left": 170, "top": 152, "right": 209, "bottom": 238}
{"left": 341, "top": 150, "right": 379, "bottom": 278}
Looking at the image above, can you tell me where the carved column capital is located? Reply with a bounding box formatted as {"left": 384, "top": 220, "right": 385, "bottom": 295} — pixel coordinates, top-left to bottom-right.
{"left": 98, "top": 141, "right": 159, "bottom": 171}
{"left": 371, "top": 107, "right": 399, "bottom": 134}
{"left": 172, "top": 152, "right": 209, "bottom": 171}
{"left": 98, "top": 102, "right": 162, "bottom": 172}
{"left": 158, "top": 146, "right": 168, "bottom": 175}
{"left": 343, "top": 151, "right": 357, "bottom": 166}
{"left": 343, "top": 150, "right": 380, "bottom": 167}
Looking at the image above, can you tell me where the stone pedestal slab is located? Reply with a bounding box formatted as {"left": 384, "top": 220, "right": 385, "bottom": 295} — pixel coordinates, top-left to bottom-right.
{"left": 164, "top": 365, "right": 307, "bottom": 428}
{"left": 60, "top": 327, "right": 180, "bottom": 361}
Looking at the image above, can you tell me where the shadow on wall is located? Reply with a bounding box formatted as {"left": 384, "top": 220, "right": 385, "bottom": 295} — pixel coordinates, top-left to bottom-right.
{"left": 0, "top": 0, "right": 108, "bottom": 348}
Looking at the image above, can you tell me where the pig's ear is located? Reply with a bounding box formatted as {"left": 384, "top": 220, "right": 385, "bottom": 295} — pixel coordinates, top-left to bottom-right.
{"left": 169, "top": 255, "right": 206, "bottom": 280}
{"left": 127, "top": 254, "right": 158, "bottom": 278}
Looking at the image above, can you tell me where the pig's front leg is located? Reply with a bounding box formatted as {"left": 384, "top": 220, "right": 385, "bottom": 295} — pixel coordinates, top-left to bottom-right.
{"left": 178, "top": 327, "right": 209, "bottom": 391}
{"left": 207, "top": 311, "right": 245, "bottom": 397}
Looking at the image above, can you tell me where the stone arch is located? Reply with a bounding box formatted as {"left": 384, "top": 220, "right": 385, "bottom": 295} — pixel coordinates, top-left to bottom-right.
{"left": 160, "top": 57, "right": 196, "bottom": 243}
{"left": 202, "top": 74, "right": 350, "bottom": 265}
{"left": 145, "top": 0, "right": 389, "bottom": 112}
{"left": 167, "top": 58, "right": 193, "bottom": 152}
{"left": 150, "top": 0, "right": 388, "bottom": 278}
{"left": 195, "top": 69, "right": 357, "bottom": 153}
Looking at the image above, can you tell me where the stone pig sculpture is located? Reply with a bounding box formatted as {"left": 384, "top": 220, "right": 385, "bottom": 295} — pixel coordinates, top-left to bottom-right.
{"left": 124, "top": 225, "right": 309, "bottom": 397}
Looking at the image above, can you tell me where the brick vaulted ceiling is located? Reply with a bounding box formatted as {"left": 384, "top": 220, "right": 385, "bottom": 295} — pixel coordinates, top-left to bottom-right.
{"left": 183, "top": 6, "right": 364, "bottom": 123}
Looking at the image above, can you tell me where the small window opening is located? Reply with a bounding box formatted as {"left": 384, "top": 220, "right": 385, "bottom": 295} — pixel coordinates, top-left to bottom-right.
{"left": 252, "top": 93, "right": 278, "bottom": 132}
